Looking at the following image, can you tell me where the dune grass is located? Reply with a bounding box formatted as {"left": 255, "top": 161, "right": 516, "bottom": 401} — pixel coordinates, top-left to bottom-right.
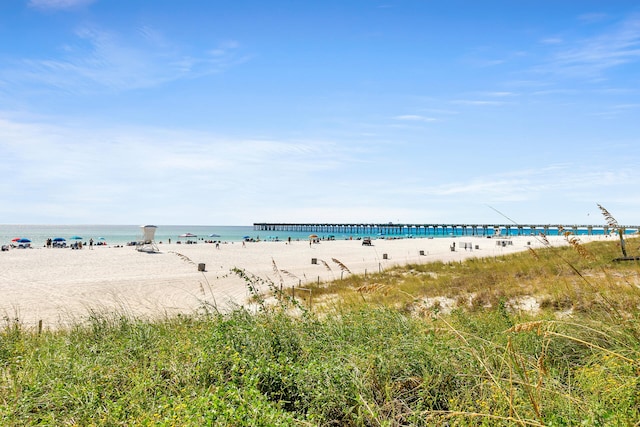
{"left": 1, "top": 236, "right": 639, "bottom": 426}
{"left": 308, "top": 236, "right": 640, "bottom": 315}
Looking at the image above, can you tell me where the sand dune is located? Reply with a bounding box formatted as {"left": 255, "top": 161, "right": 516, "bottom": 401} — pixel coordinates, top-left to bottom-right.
{"left": 0, "top": 235, "right": 602, "bottom": 328}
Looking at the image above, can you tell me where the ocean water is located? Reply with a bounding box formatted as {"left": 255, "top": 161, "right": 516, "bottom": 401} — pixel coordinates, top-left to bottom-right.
{"left": 0, "top": 224, "right": 382, "bottom": 247}
{"left": 0, "top": 223, "right": 629, "bottom": 248}
{"left": 0, "top": 225, "right": 256, "bottom": 247}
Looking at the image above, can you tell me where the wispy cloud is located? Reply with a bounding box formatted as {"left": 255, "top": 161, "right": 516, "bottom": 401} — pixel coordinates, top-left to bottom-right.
{"left": 393, "top": 114, "right": 438, "bottom": 123}
{"left": 540, "top": 37, "right": 564, "bottom": 45}
{"left": 450, "top": 99, "right": 506, "bottom": 106}
{"left": 423, "top": 165, "right": 634, "bottom": 203}
{"left": 0, "top": 115, "right": 357, "bottom": 222}
{"left": 543, "top": 15, "right": 640, "bottom": 78}
{"left": 1, "top": 24, "right": 247, "bottom": 93}
{"left": 578, "top": 13, "right": 610, "bottom": 24}
{"left": 28, "top": 0, "right": 94, "bottom": 10}
{"left": 483, "top": 91, "right": 518, "bottom": 97}
{"left": 590, "top": 102, "right": 640, "bottom": 119}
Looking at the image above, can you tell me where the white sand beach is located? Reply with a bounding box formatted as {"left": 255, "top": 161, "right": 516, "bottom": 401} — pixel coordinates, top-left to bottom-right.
{"left": 0, "top": 235, "right": 605, "bottom": 328}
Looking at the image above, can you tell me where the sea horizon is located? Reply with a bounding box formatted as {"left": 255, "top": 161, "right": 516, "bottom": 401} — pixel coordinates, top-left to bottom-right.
{"left": 0, "top": 224, "right": 257, "bottom": 247}
{"left": 1, "top": 222, "right": 631, "bottom": 248}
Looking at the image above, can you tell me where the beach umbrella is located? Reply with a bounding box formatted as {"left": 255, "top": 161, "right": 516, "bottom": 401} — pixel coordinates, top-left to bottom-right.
{"left": 52, "top": 237, "right": 66, "bottom": 242}
{"left": 11, "top": 238, "right": 20, "bottom": 242}
{"left": 309, "top": 234, "right": 318, "bottom": 239}
{"left": 17, "top": 238, "right": 31, "bottom": 243}
{"left": 98, "top": 237, "right": 105, "bottom": 240}
{"left": 243, "top": 235, "right": 250, "bottom": 239}
{"left": 70, "top": 236, "right": 83, "bottom": 240}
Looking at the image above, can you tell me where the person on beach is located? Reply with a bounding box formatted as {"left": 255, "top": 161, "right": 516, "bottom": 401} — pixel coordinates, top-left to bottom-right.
{"left": 89, "top": 238, "right": 93, "bottom": 249}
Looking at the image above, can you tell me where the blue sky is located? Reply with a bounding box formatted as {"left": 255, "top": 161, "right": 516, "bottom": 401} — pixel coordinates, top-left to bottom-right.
{"left": 1, "top": 0, "right": 639, "bottom": 226}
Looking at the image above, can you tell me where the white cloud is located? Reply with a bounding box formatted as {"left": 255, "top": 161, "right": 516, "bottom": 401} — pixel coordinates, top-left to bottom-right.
{"left": 0, "top": 115, "right": 363, "bottom": 223}
{"left": 3, "top": 111, "right": 639, "bottom": 225}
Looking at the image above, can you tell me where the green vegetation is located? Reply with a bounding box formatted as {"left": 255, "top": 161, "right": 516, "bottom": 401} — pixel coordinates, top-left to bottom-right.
{"left": 1, "top": 236, "right": 639, "bottom": 426}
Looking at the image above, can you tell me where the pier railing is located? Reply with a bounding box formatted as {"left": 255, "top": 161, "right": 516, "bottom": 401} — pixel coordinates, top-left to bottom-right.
{"left": 253, "top": 223, "right": 640, "bottom": 237}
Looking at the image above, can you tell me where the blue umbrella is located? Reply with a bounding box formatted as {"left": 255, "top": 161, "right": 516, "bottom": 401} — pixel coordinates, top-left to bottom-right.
{"left": 52, "top": 237, "right": 66, "bottom": 242}
{"left": 18, "top": 238, "right": 31, "bottom": 243}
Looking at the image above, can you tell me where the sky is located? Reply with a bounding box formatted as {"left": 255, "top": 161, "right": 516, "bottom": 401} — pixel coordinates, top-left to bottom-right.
{"left": 1, "top": 0, "right": 640, "bottom": 226}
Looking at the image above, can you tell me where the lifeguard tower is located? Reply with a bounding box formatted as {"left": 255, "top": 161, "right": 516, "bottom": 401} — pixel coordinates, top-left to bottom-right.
{"left": 136, "top": 225, "right": 159, "bottom": 253}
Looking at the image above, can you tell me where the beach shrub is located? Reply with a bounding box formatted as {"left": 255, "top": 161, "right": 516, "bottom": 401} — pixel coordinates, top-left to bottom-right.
{"left": 1, "top": 237, "right": 639, "bottom": 425}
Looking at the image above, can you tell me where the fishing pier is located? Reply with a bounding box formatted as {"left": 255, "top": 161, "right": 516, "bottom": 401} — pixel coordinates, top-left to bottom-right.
{"left": 253, "top": 223, "right": 639, "bottom": 237}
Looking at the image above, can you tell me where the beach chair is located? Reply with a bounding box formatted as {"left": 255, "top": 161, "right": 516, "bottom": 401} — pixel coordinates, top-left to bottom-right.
{"left": 136, "top": 225, "right": 159, "bottom": 253}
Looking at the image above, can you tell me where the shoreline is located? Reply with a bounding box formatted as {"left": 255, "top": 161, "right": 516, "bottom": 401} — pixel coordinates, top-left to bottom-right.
{"left": 0, "top": 234, "right": 608, "bottom": 328}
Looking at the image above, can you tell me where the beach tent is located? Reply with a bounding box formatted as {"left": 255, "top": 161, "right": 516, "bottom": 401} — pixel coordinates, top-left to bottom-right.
{"left": 136, "top": 225, "right": 159, "bottom": 253}
{"left": 178, "top": 232, "right": 197, "bottom": 244}
{"left": 15, "top": 238, "right": 31, "bottom": 248}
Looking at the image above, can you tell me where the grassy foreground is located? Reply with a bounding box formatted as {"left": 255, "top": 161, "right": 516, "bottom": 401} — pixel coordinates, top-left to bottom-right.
{"left": 1, "top": 237, "right": 639, "bottom": 426}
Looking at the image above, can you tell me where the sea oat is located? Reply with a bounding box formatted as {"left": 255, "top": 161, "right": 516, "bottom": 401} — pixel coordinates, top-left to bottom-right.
{"left": 506, "top": 321, "right": 545, "bottom": 335}
{"left": 598, "top": 203, "right": 619, "bottom": 229}
{"left": 332, "top": 258, "right": 352, "bottom": 274}
{"left": 539, "top": 233, "right": 550, "bottom": 247}
{"left": 280, "top": 269, "right": 300, "bottom": 280}
{"left": 565, "top": 233, "right": 595, "bottom": 260}
{"left": 356, "top": 283, "right": 388, "bottom": 294}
